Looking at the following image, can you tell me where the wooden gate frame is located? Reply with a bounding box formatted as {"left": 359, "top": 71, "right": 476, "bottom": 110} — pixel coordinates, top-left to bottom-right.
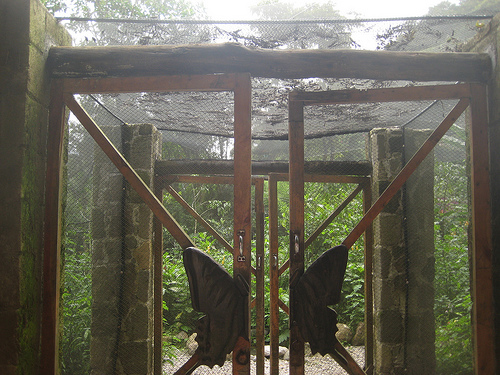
{"left": 288, "top": 83, "right": 494, "bottom": 374}
{"left": 41, "top": 73, "right": 252, "bottom": 374}
{"left": 267, "top": 174, "right": 372, "bottom": 375}
{"left": 42, "top": 72, "right": 494, "bottom": 374}
{"left": 153, "top": 168, "right": 372, "bottom": 375}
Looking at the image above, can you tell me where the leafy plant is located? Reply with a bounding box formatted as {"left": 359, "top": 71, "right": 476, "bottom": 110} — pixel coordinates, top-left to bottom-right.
{"left": 434, "top": 160, "right": 472, "bottom": 374}
{"left": 61, "top": 235, "right": 92, "bottom": 374}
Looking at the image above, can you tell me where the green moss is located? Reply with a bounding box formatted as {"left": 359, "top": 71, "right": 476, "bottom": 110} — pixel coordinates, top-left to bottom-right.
{"left": 17, "top": 96, "right": 45, "bottom": 375}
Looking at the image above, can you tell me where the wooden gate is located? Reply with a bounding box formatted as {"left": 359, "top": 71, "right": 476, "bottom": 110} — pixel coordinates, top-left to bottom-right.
{"left": 43, "top": 75, "right": 493, "bottom": 374}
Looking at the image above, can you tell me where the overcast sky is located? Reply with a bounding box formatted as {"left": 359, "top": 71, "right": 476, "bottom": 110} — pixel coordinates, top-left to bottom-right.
{"left": 200, "top": 0, "right": 461, "bottom": 20}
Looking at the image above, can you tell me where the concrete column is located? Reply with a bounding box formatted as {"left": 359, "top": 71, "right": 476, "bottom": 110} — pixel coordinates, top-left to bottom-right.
{"left": 368, "top": 127, "right": 435, "bottom": 375}
{"left": 91, "top": 124, "right": 161, "bottom": 375}
{"left": 0, "top": 1, "right": 70, "bottom": 374}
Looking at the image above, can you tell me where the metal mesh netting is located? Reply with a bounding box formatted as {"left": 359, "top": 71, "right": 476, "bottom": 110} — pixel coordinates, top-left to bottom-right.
{"left": 61, "top": 16, "right": 492, "bottom": 51}
{"left": 60, "top": 14, "right": 483, "bottom": 375}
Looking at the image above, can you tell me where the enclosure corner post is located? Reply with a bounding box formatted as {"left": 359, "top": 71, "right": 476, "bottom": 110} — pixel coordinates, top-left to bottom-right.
{"left": 41, "top": 80, "right": 66, "bottom": 375}
{"left": 468, "top": 83, "right": 496, "bottom": 375}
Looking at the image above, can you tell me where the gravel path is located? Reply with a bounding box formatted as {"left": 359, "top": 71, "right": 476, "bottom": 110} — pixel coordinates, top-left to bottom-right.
{"left": 163, "top": 346, "right": 365, "bottom": 374}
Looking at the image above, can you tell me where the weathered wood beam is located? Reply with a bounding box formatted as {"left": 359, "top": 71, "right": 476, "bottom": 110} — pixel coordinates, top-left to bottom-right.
{"left": 48, "top": 43, "right": 492, "bottom": 82}
{"left": 155, "top": 159, "right": 372, "bottom": 176}
{"left": 290, "top": 83, "right": 472, "bottom": 104}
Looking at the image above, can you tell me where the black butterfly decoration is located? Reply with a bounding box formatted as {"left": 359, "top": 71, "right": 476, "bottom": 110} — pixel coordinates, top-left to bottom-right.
{"left": 182, "top": 247, "right": 248, "bottom": 368}
{"left": 293, "top": 244, "right": 365, "bottom": 374}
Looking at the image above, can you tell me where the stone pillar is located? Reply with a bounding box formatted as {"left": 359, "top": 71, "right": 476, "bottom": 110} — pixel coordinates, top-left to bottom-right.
{"left": 92, "top": 124, "right": 161, "bottom": 374}
{"left": 369, "top": 127, "right": 406, "bottom": 375}
{"left": 404, "top": 129, "right": 435, "bottom": 374}
{"left": 91, "top": 125, "right": 126, "bottom": 374}
{"left": 368, "top": 127, "right": 435, "bottom": 374}
{"left": 0, "top": 1, "right": 71, "bottom": 374}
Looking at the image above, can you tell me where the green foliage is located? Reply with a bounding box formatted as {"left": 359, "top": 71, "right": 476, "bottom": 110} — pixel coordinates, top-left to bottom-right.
{"left": 434, "top": 161, "right": 472, "bottom": 374}
{"left": 251, "top": 0, "right": 342, "bottom": 21}
{"left": 246, "top": 0, "right": 353, "bottom": 50}
{"left": 40, "top": 0, "right": 207, "bottom": 46}
{"left": 428, "top": 0, "right": 499, "bottom": 15}
{"left": 162, "top": 250, "right": 202, "bottom": 362}
{"left": 41, "top": 0, "right": 201, "bottom": 19}
{"left": 435, "top": 299, "right": 472, "bottom": 375}
{"left": 61, "top": 235, "right": 92, "bottom": 374}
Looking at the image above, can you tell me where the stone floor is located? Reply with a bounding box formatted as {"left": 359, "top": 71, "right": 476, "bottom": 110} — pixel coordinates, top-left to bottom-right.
{"left": 163, "top": 346, "right": 365, "bottom": 374}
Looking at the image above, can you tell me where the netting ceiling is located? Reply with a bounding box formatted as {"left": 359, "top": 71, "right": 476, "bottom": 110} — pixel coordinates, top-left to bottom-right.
{"left": 64, "top": 14, "right": 496, "bottom": 159}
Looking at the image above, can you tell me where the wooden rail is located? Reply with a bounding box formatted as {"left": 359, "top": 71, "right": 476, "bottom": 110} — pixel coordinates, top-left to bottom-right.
{"left": 48, "top": 43, "right": 492, "bottom": 82}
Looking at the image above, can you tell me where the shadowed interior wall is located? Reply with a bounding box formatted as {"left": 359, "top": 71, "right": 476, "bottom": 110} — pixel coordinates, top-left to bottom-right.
{"left": 0, "top": 0, "right": 70, "bottom": 374}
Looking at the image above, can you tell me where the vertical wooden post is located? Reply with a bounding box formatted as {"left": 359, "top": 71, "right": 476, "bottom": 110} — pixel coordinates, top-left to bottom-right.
{"left": 468, "top": 83, "right": 495, "bottom": 375}
{"left": 363, "top": 184, "right": 374, "bottom": 374}
{"left": 268, "top": 174, "right": 280, "bottom": 375}
{"left": 288, "top": 99, "right": 305, "bottom": 375}
{"left": 255, "top": 178, "right": 266, "bottom": 375}
{"left": 232, "top": 73, "right": 252, "bottom": 375}
{"left": 41, "top": 80, "right": 66, "bottom": 375}
{"left": 153, "top": 180, "right": 164, "bottom": 375}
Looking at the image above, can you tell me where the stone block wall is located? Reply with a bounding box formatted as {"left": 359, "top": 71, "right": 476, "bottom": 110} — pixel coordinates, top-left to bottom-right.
{"left": 0, "top": 1, "right": 71, "bottom": 374}
{"left": 368, "top": 127, "right": 435, "bottom": 374}
{"left": 91, "top": 124, "right": 161, "bottom": 375}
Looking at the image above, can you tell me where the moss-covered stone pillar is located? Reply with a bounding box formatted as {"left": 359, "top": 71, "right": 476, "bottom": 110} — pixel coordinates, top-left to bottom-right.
{"left": 368, "top": 127, "right": 435, "bottom": 375}
{"left": 0, "top": 0, "right": 70, "bottom": 374}
{"left": 92, "top": 124, "right": 161, "bottom": 375}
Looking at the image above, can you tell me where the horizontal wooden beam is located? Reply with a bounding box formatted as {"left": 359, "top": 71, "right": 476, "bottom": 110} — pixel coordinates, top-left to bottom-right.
{"left": 60, "top": 73, "right": 240, "bottom": 94}
{"left": 290, "top": 83, "right": 472, "bottom": 104}
{"left": 48, "top": 43, "right": 492, "bottom": 82}
{"left": 155, "top": 159, "right": 372, "bottom": 176}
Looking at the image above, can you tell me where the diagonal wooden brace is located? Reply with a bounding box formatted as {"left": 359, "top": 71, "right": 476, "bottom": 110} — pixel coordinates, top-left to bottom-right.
{"left": 332, "top": 340, "right": 367, "bottom": 375}
{"left": 173, "top": 353, "right": 200, "bottom": 375}
{"left": 343, "top": 97, "right": 469, "bottom": 249}
{"left": 64, "top": 93, "right": 195, "bottom": 249}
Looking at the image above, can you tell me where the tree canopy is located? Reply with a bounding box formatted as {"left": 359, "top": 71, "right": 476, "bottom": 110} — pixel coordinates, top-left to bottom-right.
{"left": 250, "top": 0, "right": 342, "bottom": 20}
{"left": 428, "top": 0, "right": 500, "bottom": 15}
{"left": 41, "top": 0, "right": 204, "bottom": 19}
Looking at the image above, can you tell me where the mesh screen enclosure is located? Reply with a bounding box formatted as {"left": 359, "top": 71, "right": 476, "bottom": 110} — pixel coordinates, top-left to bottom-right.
{"left": 59, "top": 14, "right": 492, "bottom": 375}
